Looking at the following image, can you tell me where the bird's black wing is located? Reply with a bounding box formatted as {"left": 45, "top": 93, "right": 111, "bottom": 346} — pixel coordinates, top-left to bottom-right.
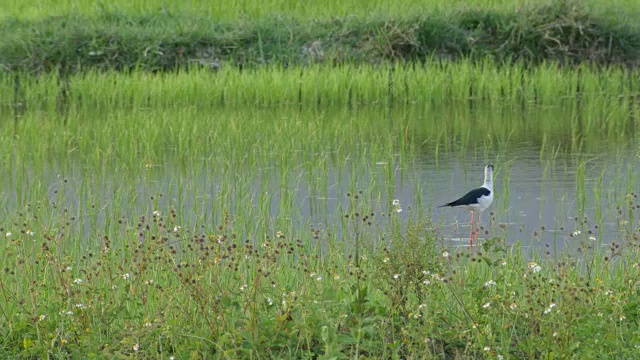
{"left": 439, "top": 187, "right": 491, "bottom": 207}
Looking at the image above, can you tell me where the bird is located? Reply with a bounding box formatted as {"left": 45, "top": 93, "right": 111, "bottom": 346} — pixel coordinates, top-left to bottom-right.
{"left": 439, "top": 164, "right": 494, "bottom": 247}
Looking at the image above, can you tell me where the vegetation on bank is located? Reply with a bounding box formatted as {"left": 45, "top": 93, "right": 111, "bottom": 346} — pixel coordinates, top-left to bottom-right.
{"left": 1, "top": 1, "right": 639, "bottom": 74}
{"left": 2, "top": 193, "right": 640, "bottom": 359}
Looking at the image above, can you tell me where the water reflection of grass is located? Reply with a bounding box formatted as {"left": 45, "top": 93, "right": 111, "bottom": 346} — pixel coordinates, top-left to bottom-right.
{"left": 1, "top": 194, "right": 639, "bottom": 358}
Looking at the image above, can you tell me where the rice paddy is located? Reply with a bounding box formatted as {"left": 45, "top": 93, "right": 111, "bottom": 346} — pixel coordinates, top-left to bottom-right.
{"left": 1, "top": 59, "right": 640, "bottom": 358}
{"left": 1, "top": 0, "right": 640, "bottom": 356}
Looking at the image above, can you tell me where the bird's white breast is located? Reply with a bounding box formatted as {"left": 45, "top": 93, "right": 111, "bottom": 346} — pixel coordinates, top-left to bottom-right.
{"left": 477, "top": 190, "right": 493, "bottom": 210}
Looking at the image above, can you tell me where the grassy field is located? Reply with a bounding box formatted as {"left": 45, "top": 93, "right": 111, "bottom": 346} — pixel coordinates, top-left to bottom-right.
{"left": 1, "top": 0, "right": 640, "bottom": 20}
{"left": 1, "top": 1, "right": 639, "bottom": 73}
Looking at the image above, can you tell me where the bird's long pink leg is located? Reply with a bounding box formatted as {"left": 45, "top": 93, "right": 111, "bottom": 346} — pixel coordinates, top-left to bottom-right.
{"left": 476, "top": 211, "right": 482, "bottom": 242}
{"left": 469, "top": 211, "right": 475, "bottom": 247}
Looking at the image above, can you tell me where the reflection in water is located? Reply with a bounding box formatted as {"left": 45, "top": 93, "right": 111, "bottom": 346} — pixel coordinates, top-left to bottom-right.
{"left": 1, "top": 104, "right": 638, "bottom": 256}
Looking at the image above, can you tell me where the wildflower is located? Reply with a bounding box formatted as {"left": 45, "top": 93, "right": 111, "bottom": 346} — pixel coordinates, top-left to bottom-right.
{"left": 73, "top": 278, "right": 83, "bottom": 285}
{"left": 152, "top": 211, "right": 160, "bottom": 216}
{"left": 423, "top": 279, "right": 431, "bottom": 285}
{"left": 310, "top": 272, "right": 316, "bottom": 277}
{"left": 276, "top": 231, "right": 284, "bottom": 238}
{"left": 122, "top": 273, "right": 131, "bottom": 280}
{"left": 442, "top": 251, "right": 449, "bottom": 258}
{"left": 38, "top": 315, "right": 46, "bottom": 321}
{"left": 316, "top": 276, "right": 323, "bottom": 281}
{"left": 240, "top": 284, "right": 248, "bottom": 291}
{"left": 392, "top": 199, "right": 403, "bottom": 213}
{"left": 484, "top": 280, "right": 496, "bottom": 287}
{"left": 498, "top": 355, "right": 504, "bottom": 360}
{"left": 571, "top": 230, "right": 581, "bottom": 237}
{"left": 173, "top": 226, "right": 181, "bottom": 233}
{"left": 605, "top": 290, "right": 613, "bottom": 296}
{"left": 393, "top": 273, "right": 401, "bottom": 280}
{"left": 26, "top": 230, "right": 34, "bottom": 236}
{"left": 383, "top": 257, "right": 390, "bottom": 263}
{"left": 482, "top": 302, "right": 491, "bottom": 308}
{"left": 528, "top": 262, "right": 542, "bottom": 273}
{"left": 145, "top": 322, "right": 152, "bottom": 327}
{"left": 266, "top": 297, "right": 273, "bottom": 306}
{"left": 334, "top": 275, "right": 340, "bottom": 280}
{"left": 144, "top": 280, "right": 154, "bottom": 285}
{"left": 61, "top": 339, "right": 67, "bottom": 345}
{"left": 543, "top": 302, "right": 556, "bottom": 315}
{"left": 484, "top": 346, "right": 491, "bottom": 351}
{"left": 501, "top": 260, "right": 507, "bottom": 266}
{"left": 510, "top": 303, "right": 517, "bottom": 310}
{"left": 75, "top": 303, "right": 85, "bottom": 309}
{"left": 133, "top": 343, "right": 140, "bottom": 352}
{"left": 597, "top": 312, "right": 603, "bottom": 317}
{"left": 418, "top": 304, "right": 426, "bottom": 310}
{"left": 422, "top": 270, "right": 430, "bottom": 275}
{"left": 5, "top": 232, "right": 11, "bottom": 237}
{"left": 553, "top": 332, "right": 558, "bottom": 337}
{"left": 588, "top": 236, "right": 596, "bottom": 241}
{"left": 472, "top": 323, "right": 478, "bottom": 328}
{"left": 620, "top": 316, "right": 626, "bottom": 321}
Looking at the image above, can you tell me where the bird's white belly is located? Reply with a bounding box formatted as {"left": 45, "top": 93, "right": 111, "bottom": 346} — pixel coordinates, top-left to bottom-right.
{"left": 476, "top": 192, "right": 494, "bottom": 210}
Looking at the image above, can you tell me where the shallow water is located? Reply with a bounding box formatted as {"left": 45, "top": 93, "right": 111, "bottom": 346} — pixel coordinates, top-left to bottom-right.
{"left": 1, "top": 103, "right": 638, "bottom": 254}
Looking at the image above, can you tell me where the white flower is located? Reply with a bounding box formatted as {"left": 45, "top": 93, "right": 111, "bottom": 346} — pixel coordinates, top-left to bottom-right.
{"left": 498, "top": 355, "right": 504, "bottom": 360}
{"left": 484, "top": 346, "right": 491, "bottom": 351}
{"left": 393, "top": 273, "right": 401, "bottom": 279}
{"left": 484, "top": 280, "right": 496, "bottom": 287}
{"left": 620, "top": 316, "right": 626, "bottom": 321}
{"left": 122, "top": 273, "right": 131, "bottom": 280}
{"left": 65, "top": 266, "right": 72, "bottom": 271}
{"left": 383, "top": 257, "right": 390, "bottom": 263}
{"left": 442, "top": 251, "right": 449, "bottom": 258}
{"left": 316, "top": 276, "right": 323, "bottom": 281}
{"left": 145, "top": 322, "right": 152, "bottom": 327}
{"left": 266, "top": 297, "right": 273, "bottom": 306}
{"left": 423, "top": 280, "right": 431, "bottom": 285}
{"left": 75, "top": 303, "right": 85, "bottom": 309}
{"left": 589, "top": 236, "right": 596, "bottom": 241}
{"left": 510, "top": 303, "right": 517, "bottom": 310}
{"left": 482, "top": 302, "right": 491, "bottom": 308}
{"left": 422, "top": 270, "right": 430, "bottom": 275}
{"left": 571, "top": 230, "right": 581, "bottom": 236}
{"left": 396, "top": 208, "right": 403, "bottom": 213}
{"left": 553, "top": 332, "right": 558, "bottom": 337}
{"left": 73, "top": 278, "right": 83, "bottom": 285}
{"left": 501, "top": 261, "right": 507, "bottom": 266}
{"left": 605, "top": 290, "right": 613, "bottom": 296}
{"left": 173, "top": 226, "right": 181, "bottom": 233}
{"left": 152, "top": 211, "right": 161, "bottom": 216}
{"left": 5, "top": 232, "right": 11, "bottom": 237}
{"left": 38, "top": 315, "right": 46, "bottom": 321}
{"left": 240, "top": 284, "right": 248, "bottom": 291}
{"left": 528, "top": 262, "right": 542, "bottom": 273}
{"left": 392, "top": 199, "right": 400, "bottom": 206}
{"left": 334, "top": 275, "right": 340, "bottom": 280}
{"left": 26, "top": 230, "right": 34, "bottom": 236}
{"left": 133, "top": 343, "right": 140, "bottom": 352}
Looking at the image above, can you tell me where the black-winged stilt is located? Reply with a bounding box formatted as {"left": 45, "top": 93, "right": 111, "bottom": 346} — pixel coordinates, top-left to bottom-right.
{"left": 439, "top": 164, "right": 494, "bottom": 247}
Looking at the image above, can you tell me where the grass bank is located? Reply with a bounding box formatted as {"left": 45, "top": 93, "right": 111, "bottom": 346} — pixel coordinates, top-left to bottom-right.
{"left": 1, "top": 1, "right": 639, "bottom": 74}
{"left": 2, "top": 193, "right": 640, "bottom": 358}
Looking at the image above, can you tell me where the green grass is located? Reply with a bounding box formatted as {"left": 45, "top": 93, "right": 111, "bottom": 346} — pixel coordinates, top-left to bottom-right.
{"left": 1, "top": 1, "right": 639, "bottom": 73}
{"left": 1, "top": 0, "right": 639, "bottom": 21}
{"left": 2, "top": 192, "right": 640, "bottom": 358}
